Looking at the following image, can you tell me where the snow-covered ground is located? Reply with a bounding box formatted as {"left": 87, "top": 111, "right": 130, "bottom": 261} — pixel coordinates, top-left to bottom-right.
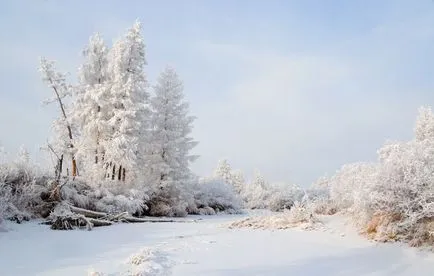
{"left": 1, "top": 213, "right": 434, "bottom": 276}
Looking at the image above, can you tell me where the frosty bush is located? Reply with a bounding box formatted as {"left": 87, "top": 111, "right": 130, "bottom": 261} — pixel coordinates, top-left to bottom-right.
{"left": 92, "top": 187, "right": 147, "bottom": 215}
{"left": 229, "top": 200, "right": 322, "bottom": 230}
{"left": 324, "top": 162, "right": 377, "bottom": 221}
{"left": 240, "top": 171, "right": 304, "bottom": 211}
{"left": 319, "top": 106, "right": 434, "bottom": 246}
{"left": 268, "top": 182, "right": 305, "bottom": 212}
{"left": 0, "top": 152, "right": 50, "bottom": 223}
{"left": 241, "top": 171, "right": 271, "bottom": 209}
{"left": 59, "top": 179, "right": 149, "bottom": 216}
{"left": 213, "top": 161, "right": 304, "bottom": 211}
{"left": 0, "top": 182, "right": 12, "bottom": 225}
{"left": 145, "top": 183, "right": 188, "bottom": 217}
{"left": 368, "top": 139, "right": 434, "bottom": 244}
{"left": 190, "top": 177, "right": 242, "bottom": 215}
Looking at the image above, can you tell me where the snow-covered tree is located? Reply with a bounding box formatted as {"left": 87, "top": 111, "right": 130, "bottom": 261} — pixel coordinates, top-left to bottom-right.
{"left": 214, "top": 159, "right": 232, "bottom": 183}
{"left": 415, "top": 106, "right": 434, "bottom": 142}
{"left": 104, "top": 21, "right": 150, "bottom": 184}
{"left": 251, "top": 170, "right": 267, "bottom": 189}
{"left": 16, "top": 145, "right": 30, "bottom": 164}
{"left": 72, "top": 33, "right": 110, "bottom": 181}
{"left": 213, "top": 160, "right": 245, "bottom": 194}
{"left": 243, "top": 170, "right": 270, "bottom": 209}
{"left": 39, "top": 58, "right": 77, "bottom": 179}
{"left": 231, "top": 169, "right": 245, "bottom": 194}
{"left": 148, "top": 66, "right": 198, "bottom": 189}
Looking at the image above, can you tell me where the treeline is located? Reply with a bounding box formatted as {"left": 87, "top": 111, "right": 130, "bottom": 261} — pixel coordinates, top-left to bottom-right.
{"left": 0, "top": 22, "right": 240, "bottom": 229}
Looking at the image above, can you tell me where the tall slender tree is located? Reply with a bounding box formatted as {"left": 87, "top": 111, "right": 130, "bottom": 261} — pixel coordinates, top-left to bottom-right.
{"left": 39, "top": 58, "right": 77, "bottom": 179}
{"left": 148, "top": 66, "right": 198, "bottom": 189}
{"left": 72, "top": 33, "right": 110, "bottom": 181}
{"left": 415, "top": 106, "right": 434, "bottom": 142}
{"left": 214, "top": 159, "right": 232, "bottom": 183}
{"left": 104, "top": 21, "right": 150, "bottom": 183}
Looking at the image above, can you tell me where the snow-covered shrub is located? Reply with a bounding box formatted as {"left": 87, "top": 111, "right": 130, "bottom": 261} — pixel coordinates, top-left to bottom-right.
{"left": 229, "top": 200, "right": 321, "bottom": 230}
{"left": 286, "top": 201, "right": 319, "bottom": 227}
{"left": 327, "top": 162, "right": 377, "bottom": 214}
{"left": 92, "top": 186, "right": 147, "bottom": 215}
{"left": 0, "top": 155, "right": 50, "bottom": 222}
{"left": 366, "top": 139, "right": 434, "bottom": 244}
{"left": 212, "top": 161, "right": 303, "bottom": 211}
{"left": 144, "top": 179, "right": 189, "bottom": 217}
{"left": 241, "top": 171, "right": 271, "bottom": 209}
{"left": 0, "top": 182, "right": 12, "bottom": 226}
{"left": 191, "top": 177, "right": 242, "bottom": 215}
{"left": 305, "top": 188, "right": 336, "bottom": 215}
{"left": 59, "top": 179, "right": 149, "bottom": 216}
{"left": 268, "top": 182, "right": 305, "bottom": 212}
{"left": 240, "top": 171, "right": 304, "bottom": 211}
{"left": 59, "top": 180, "right": 92, "bottom": 208}
{"left": 320, "top": 106, "right": 434, "bottom": 246}
{"left": 364, "top": 107, "right": 434, "bottom": 245}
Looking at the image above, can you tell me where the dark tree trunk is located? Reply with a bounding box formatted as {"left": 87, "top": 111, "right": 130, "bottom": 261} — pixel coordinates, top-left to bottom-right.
{"left": 118, "top": 165, "right": 122, "bottom": 181}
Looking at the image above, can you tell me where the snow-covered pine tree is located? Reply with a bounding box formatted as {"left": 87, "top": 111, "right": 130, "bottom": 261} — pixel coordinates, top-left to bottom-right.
{"left": 242, "top": 170, "right": 270, "bottom": 209}
{"left": 39, "top": 58, "right": 77, "bottom": 179}
{"left": 231, "top": 169, "right": 245, "bottom": 194}
{"left": 73, "top": 33, "right": 110, "bottom": 181}
{"left": 214, "top": 159, "right": 232, "bottom": 183}
{"left": 415, "top": 106, "right": 434, "bottom": 142}
{"left": 104, "top": 21, "right": 150, "bottom": 184}
{"left": 213, "top": 160, "right": 245, "bottom": 194}
{"left": 149, "top": 66, "right": 198, "bottom": 190}
{"left": 251, "top": 170, "right": 267, "bottom": 189}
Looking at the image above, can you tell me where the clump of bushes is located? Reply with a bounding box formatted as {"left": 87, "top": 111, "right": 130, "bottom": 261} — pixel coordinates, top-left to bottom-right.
{"left": 315, "top": 106, "right": 434, "bottom": 247}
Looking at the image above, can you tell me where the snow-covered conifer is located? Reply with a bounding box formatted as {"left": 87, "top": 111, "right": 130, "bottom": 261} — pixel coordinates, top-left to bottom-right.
{"left": 415, "top": 106, "right": 434, "bottom": 142}
{"left": 214, "top": 159, "right": 232, "bottom": 183}
{"left": 104, "top": 21, "right": 150, "bottom": 183}
{"left": 148, "top": 66, "right": 198, "bottom": 189}
{"left": 72, "top": 33, "right": 110, "bottom": 181}
{"left": 213, "top": 160, "right": 245, "bottom": 194}
{"left": 231, "top": 170, "right": 245, "bottom": 194}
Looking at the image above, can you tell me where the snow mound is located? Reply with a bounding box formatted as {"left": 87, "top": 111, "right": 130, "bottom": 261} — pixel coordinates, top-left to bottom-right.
{"left": 126, "top": 247, "right": 173, "bottom": 276}
{"left": 88, "top": 247, "right": 173, "bottom": 276}
{"left": 228, "top": 203, "right": 324, "bottom": 231}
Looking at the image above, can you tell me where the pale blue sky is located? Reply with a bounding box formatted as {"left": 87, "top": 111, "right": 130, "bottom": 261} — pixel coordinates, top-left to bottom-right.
{"left": 1, "top": 1, "right": 434, "bottom": 186}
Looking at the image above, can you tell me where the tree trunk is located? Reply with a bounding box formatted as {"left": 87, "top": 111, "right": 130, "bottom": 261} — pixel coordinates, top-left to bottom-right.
{"left": 122, "top": 168, "right": 126, "bottom": 182}
{"left": 55, "top": 154, "right": 63, "bottom": 182}
{"left": 72, "top": 158, "right": 77, "bottom": 177}
{"left": 112, "top": 164, "right": 116, "bottom": 180}
{"left": 106, "top": 162, "right": 111, "bottom": 179}
{"left": 47, "top": 77, "right": 78, "bottom": 177}
{"left": 118, "top": 165, "right": 122, "bottom": 181}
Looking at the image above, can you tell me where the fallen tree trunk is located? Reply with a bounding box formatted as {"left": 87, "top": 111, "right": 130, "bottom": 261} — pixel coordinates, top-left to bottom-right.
{"left": 121, "top": 216, "right": 178, "bottom": 223}
{"left": 69, "top": 205, "right": 108, "bottom": 219}
{"left": 46, "top": 204, "right": 199, "bottom": 230}
{"left": 88, "top": 218, "right": 114, "bottom": 227}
